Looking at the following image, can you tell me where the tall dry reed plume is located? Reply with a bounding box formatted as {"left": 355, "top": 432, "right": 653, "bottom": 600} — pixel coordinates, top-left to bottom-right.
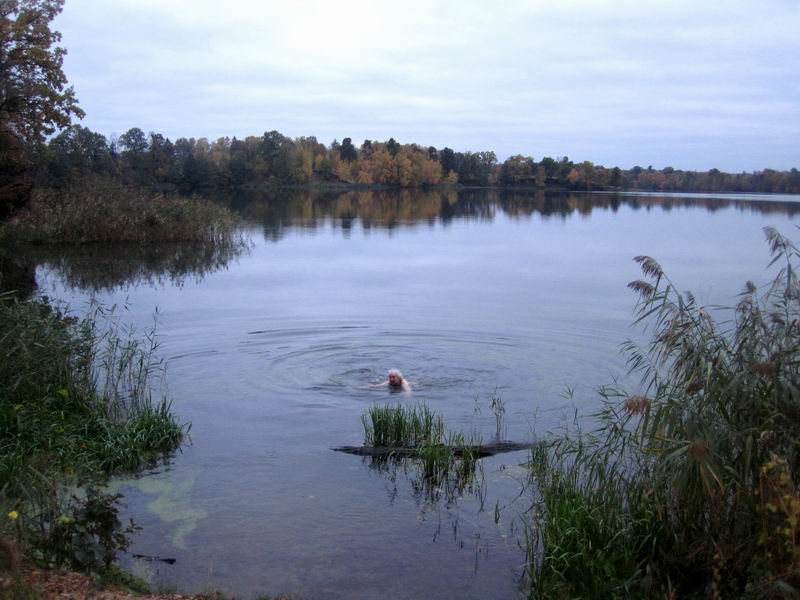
{"left": 527, "top": 227, "right": 800, "bottom": 599}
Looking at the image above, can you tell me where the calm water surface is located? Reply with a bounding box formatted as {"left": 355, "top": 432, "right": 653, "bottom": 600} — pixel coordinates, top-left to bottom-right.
{"left": 31, "top": 189, "right": 800, "bottom": 599}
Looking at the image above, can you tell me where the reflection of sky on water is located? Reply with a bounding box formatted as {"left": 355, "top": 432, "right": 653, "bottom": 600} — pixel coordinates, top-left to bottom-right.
{"left": 33, "top": 189, "right": 800, "bottom": 599}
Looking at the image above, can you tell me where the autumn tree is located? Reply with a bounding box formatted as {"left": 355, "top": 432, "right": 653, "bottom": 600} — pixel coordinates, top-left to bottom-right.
{"left": 499, "top": 155, "right": 536, "bottom": 185}
{"left": 0, "top": 0, "right": 83, "bottom": 217}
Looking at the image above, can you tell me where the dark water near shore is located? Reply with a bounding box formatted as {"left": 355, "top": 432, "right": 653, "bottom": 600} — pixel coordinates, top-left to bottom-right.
{"left": 29, "top": 189, "right": 800, "bottom": 599}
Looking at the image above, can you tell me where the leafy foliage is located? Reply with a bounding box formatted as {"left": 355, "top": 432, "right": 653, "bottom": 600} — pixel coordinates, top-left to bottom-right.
{"left": 0, "top": 0, "right": 83, "bottom": 147}
{"left": 361, "top": 403, "right": 483, "bottom": 505}
{"left": 0, "top": 0, "right": 84, "bottom": 218}
{"left": 32, "top": 124, "right": 800, "bottom": 194}
{"left": 16, "top": 479, "right": 138, "bottom": 572}
{"left": 0, "top": 295, "right": 186, "bottom": 489}
{"left": 362, "top": 403, "right": 444, "bottom": 448}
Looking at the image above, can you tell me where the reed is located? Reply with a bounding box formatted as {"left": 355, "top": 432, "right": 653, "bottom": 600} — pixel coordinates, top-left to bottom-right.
{"left": 0, "top": 294, "right": 187, "bottom": 574}
{"left": 0, "top": 296, "right": 185, "bottom": 490}
{"left": 0, "top": 176, "right": 243, "bottom": 245}
{"left": 361, "top": 403, "right": 444, "bottom": 447}
{"left": 489, "top": 390, "right": 506, "bottom": 440}
{"left": 361, "top": 404, "right": 482, "bottom": 502}
{"left": 526, "top": 227, "right": 800, "bottom": 598}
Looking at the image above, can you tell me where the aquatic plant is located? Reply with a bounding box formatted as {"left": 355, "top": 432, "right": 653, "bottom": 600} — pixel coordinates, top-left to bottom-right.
{"left": 0, "top": 294, "right": 187, "bottom": 576}
{"left": 416, "top": 432, "right": 481, "bottom": 488}
{"left": 0, "top": 176, "right": 244, "bottom": 245}
{"left": 489, "top": 391, "right": 506, "bottom": 440}
{"left": 526, "top": 227, "right": 800, "bottom": 598}
{"left": 0, "top": 296, "right": 186, "bottom": 487}
{"left": 525, "top": 418, "right": 660, "bottom": 599}
{"left": 361, "top": 403, "right": 444, "bottom": 448}
{"left": 361, "top": 404, "right": 483, "bottom": 504}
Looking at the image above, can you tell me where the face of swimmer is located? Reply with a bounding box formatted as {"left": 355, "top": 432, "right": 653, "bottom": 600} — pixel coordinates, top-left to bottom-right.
{"left": 388, "top": 371, "right": 403, "bottom": 387}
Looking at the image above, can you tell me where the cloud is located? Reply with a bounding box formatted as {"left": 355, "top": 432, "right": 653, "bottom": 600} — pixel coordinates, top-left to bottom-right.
{"left": 54, "top": 0, "right": 800, "bottom": 170}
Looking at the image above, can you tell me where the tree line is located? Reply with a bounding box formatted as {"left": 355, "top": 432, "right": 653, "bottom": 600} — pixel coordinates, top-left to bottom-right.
{"left": 2, "top": 0, "right": 798, "bottom": 224}
{"left": 36, "top": 124, "right": 800, "bottom": 195}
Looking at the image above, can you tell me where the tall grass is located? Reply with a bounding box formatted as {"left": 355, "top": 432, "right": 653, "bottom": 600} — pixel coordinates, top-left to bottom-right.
{"left": 362, "top": 404, "right": 482, "bottom": 503}
{"left": 362, "top": 403, "right": 444, "bottom": 447}
{"left": 0, "top": 293, "right": 187, "bottom": 573}
{"left": 415, "top": 431, "right": 483, "bottom": 501}
{"left": 527, "top": 227, "right": 800, "bottom": 598}
{"left": 0, "top": 176, "right": 243, "bottom": 244}
{"left": 0, "top": 294, "right": 186, "bottom": 490}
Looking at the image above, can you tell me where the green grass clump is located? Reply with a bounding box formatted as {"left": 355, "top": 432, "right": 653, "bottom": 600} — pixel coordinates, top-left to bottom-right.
{"left": 0, "top": 295, "right": 186, "bottom": 490}
{"left": 0, "top": 176, "right": 243, "bottom": 244}
{"left": 415, "top": 431, "right": 482, "bottom": 501}
{"left": 527, "top": 227, "right": 800, "bottom": 599}
{"left": 0, "top": 294, "right": 187, "bottom": 574}
{"left": 362, "top": 404, "right": 482, "bottom": 502}
{"left": 361, "top": 403, "right": 444, "bottom": 447}
{"left": 527, "top": 434, "right": 661, "bottom": 598}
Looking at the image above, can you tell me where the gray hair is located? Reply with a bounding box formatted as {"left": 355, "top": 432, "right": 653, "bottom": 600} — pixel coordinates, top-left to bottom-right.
{"left": 388, "top": 369, "right": 403, "bottom": 379}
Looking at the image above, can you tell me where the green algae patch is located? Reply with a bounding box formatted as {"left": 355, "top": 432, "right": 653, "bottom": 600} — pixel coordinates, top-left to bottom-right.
{"left": 110, "top": 473, "right": 208, "bottom": 550}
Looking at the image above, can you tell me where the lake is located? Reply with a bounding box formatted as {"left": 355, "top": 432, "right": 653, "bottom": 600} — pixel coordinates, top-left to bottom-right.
{"left": 30, "top": 189, "right": 800, "bottom": 599}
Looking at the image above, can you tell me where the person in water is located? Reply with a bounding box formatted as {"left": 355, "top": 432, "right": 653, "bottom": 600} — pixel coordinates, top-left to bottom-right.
{"left": 379, "top": 369, "right": 411, "bottom": 392}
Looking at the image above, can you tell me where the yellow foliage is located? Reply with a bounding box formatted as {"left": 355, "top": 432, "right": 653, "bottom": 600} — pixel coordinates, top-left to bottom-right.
{"left": 567, "top": 168, "right": 580, "bottom": 184}
{"left": 759, "top": 455, "right": 800, "bottom": 568}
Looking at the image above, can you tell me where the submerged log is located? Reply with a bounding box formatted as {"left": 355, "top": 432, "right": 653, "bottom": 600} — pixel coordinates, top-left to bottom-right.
{"left": 332, "top": 441, "right": 533, "bottom": 459}
{"left": 132, "top": 553, "right": 177, "bottom": 565}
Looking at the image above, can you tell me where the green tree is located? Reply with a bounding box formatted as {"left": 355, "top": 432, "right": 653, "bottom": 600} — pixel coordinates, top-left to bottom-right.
{"left": 118, "top": 127, "right": 148, "bottom": 183}
{"left": 339, "top": 137, "right": 357, "bottom": 162}
{"left": 44, "top": 124, "right": 113, "bottom": 183}
{"left": 439, "top": 147, "right": 455, "bottom": 175}
{"left": 0, "top": 0, "right": 83, "bottom": 217}
{"left": 609, "top": 166, "right": 622, "bottom": 188}
{"left": 499, "top": 155, "right": 535, "bottom": 185}
{"left": 360, "top": 139, "right": 374, "bottom": 159}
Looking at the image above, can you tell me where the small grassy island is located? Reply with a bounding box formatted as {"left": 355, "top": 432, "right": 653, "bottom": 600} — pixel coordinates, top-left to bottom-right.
{"left": 0, "top": 177, "right": 242, "bottom": 245}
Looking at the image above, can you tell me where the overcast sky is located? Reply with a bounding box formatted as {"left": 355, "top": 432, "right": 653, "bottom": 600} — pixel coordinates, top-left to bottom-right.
{"left": 54, "top": 0, "right": 799, "bottom": 171}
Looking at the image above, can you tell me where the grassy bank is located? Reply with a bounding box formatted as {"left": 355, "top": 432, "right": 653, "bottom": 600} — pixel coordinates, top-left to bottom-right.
{"left": 527, "top": 227, "right": 800, "bottom": 598}
{"left": 0, "top": 293, "right": 186, "bottom": 575}
{"left": 0, "top": 177, "right": 242, "bottom": 244}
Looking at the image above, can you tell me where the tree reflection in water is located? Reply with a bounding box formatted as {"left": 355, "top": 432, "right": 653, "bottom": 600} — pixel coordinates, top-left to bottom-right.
{"left": 23, "top": 232, "right": 251, "bottom": 293}
{"left": 12, "top": 188, "right": 800, "bottom": 293}
{"left": 231, "top": 188, "right": 800, "bottom": 242}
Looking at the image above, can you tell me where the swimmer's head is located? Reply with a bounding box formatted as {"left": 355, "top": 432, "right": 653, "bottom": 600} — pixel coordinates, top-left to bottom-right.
{"left": 388, "top": 369, "right": 404, "bottom": 387}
